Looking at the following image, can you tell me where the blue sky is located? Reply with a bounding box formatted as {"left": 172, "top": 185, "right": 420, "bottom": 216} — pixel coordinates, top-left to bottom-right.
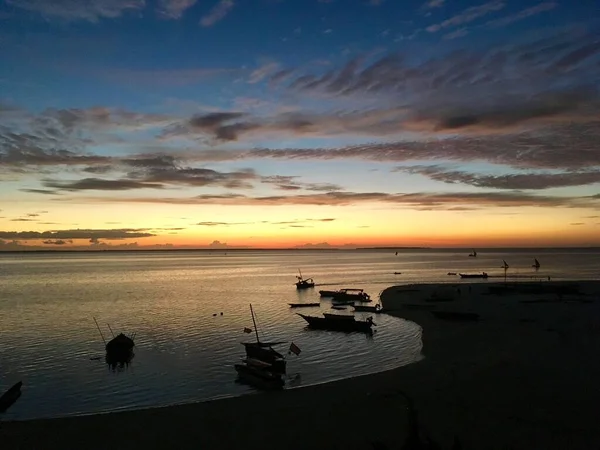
{"left": 0, "top": 0, "right": 599, "bottom": 249}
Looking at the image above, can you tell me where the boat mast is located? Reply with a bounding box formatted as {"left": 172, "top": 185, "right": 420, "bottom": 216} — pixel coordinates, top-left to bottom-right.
{"left": 249, "top": 304, "right": 260, "bottom": 343}
{"left": 93, "top": 316, "right": 107, "bottom": 345}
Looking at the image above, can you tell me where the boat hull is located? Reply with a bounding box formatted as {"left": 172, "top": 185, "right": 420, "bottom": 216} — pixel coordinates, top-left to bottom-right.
{"left": 0, "top": 381, "right": 22, "bottom": 413}
{"left": 297, "top": 313, "right": 374, "bottom": 333}
{"left": 352, "top": 305, "right": 383, "bottom": 313}
{"left": 288, "top": 303, "right": 320, "bottom": 308}
{"left": 459, "top": 274, "right": 488, "bottom": 279}
{"left": 234, "top": 364, "right": 284, "bottom": 390}
{"left": 242, "top": 343, "right": 287, "bottom": 374}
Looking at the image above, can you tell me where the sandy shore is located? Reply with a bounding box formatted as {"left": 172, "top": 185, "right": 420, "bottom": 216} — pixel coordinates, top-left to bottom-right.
{"left": 2, "top": 280, "right": 600, "bottom": 449}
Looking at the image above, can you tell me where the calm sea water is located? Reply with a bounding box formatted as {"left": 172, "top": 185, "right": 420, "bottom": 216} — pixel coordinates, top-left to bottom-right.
{"left": 1, "top": 248, "right": 598, "bottom": 420}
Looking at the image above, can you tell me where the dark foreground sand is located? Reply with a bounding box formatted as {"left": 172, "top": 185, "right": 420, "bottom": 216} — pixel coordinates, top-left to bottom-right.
{"left": 2, "top": 280, "right": 600, "bottom": 450}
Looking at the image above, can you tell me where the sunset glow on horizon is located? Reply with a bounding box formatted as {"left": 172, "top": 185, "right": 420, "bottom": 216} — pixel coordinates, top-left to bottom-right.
{"left": 1, "top": 0, "right": 599, "bottom": 250}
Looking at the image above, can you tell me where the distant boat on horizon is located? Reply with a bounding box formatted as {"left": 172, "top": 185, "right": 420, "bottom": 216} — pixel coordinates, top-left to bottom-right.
{"left": 468, "top": 249, "right": 477, "bottom": 257}
{"left": 502, "top": 260, "right": 509, "bottom": 270}
{"left": 532, "top": 258, "right": 541, "bottom": 270}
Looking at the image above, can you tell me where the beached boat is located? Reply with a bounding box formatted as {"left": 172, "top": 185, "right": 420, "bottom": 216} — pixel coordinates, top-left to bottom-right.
{"left": 297, "top": 313, "right": 375, "bottom": 332}
{"left": 0, "top": 381, "right": 22, "bottom": 413}
{"left": 352, "top": 303, "right": 384, "bottom": 313}
{"left": 459, "top": 272, "right": 488, "bottom": 279}
{"left": 288, "top": 302, "right": 320, "bottom": 308}
{"left": 295, "top": 269, "right": 315, "bottom": 289}
{"left": 319, "top": 288, "right": 371, "bottom": 302}
{"left": 431, "top": 311, "right": 480, "bottom": 321}
{"left": 242, "top": 304, "right": 287, "bottom": 374}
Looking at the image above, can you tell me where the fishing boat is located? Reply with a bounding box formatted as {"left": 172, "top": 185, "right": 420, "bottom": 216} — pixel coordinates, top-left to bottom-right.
{"left": 330, "top": 305, "right": 346, "bottom": 310}
{"left": 297, "top": 313, "right": 375, "bottom": 332}
{"left": 459, "top": 272, "right": 488, "bottom": 279}
{"left": 431, "top": 311, "right": 480, "bottom": 321}
{"left": 288, "top": 302, "right": 320, "bottom": 308}
{"left": 242, "top": 304, "right": 287, "bottom": 374}
{"left": 0, "top": 381, "right": 22, "bottom": 413}
{"left": 318, "top": 288, "right": 371, "bottom": 302}
{"left": 295, "top": 269, "right": 315, "bottom": 289}
{"left": 468, "top": 249, "right": 477, "bottom": 257}
{"left": 93, "top": 317, "right": 135, "bottom": 363}
{"left": 532, "top": 258, "right": 541, "bottom": 269}
{"left": 352, "top": 303, "right": 383, "bottom": 313}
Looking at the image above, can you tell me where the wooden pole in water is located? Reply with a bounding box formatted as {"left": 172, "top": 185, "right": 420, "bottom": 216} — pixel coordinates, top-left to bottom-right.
{"left": 249, "top": 304, "right": 260, "bottom": 343}
{"left": 93, "top": 316, "right": 106, "bottom": 345}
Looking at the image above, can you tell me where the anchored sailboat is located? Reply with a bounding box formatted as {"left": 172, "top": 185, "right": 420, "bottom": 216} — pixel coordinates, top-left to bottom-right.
{"left": 532, "top": 258, "right": 541, "bottom": 270}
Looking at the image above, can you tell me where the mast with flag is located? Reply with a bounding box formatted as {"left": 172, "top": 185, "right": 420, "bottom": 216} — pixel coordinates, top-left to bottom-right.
{"left": 501, "top": 260, "right": 509, "bottom": 284}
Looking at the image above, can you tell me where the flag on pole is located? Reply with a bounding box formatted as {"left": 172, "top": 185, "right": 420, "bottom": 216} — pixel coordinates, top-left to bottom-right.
{"left": 289, "top": 342, "right": 301, "bottom": 355}
{"left": 243, "top": 327, "right": 253, "bottom": 334}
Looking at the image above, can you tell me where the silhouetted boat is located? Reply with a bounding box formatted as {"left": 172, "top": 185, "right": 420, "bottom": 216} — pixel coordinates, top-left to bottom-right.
{"left": 431, "top": 311, "right": 480, "bottom": 321}
{"left": 289, "top": 302, "right": 320, "bottom": 308}
{"left": 532, "top": 258, "right": 541, "bottom": 269}
{"left": 242, "top": 304, "right": 287, "bottom": 374}
{"left": 93, "top": 317, "right": 135, "bottom": 363}
{"left": 297, "top": 313, "right": 375, "bottom": 332}
{"left": 353, "top": 303, "right": 384, "bottom": 313}
{"left": 0, "top": 381, "right": 22, "bottom": 413}
{"left": 295, "top": 269, "right": 315, "bottom": 289}
{"left": 459, "top": 272, "right": 488, "bottom": 279}
{"left": 468, "top": 249, "right": 477, "bottom": 257}
{"left": 319, "top": 288, "right": 371, "bottom": 302}
{"left": 331, "top": 305, "right": 347, "bottom": 310}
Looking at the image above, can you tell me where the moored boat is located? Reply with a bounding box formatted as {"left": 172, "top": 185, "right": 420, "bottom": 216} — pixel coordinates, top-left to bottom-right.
{"left": 459, "top": 272, "right": 488, "bottom": 279}
{"left": 242, "top": 304, "right": 287, "bottom": 374}
{"left": 319, "top": 288, "right": 371, "bottom": 302}
{"left": 288, "top": 302, "right": 320, "bottom": 308}
{"left": 295, "top": 269, "right": 315, "bottom": 289}
{"left": 352, "top": 303, "right": 383, "bottom": 313}
{"left": 297, "top": 313, "right": 375, "bottom": 333}
{"left": 234, "top": 362, "right": 284, "bottom": 390}
{"left": 0, "top": 381, "right": 22, "bottom": 413}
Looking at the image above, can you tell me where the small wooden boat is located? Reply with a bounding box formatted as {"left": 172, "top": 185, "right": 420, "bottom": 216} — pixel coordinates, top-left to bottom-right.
{"left": 431, "top": 311, "right": 480, "bottom": 321}
{"left": 93, "top": 318, "right": 135, "bottom": 364}
{"left": 319, "top": 288, "right": 371, "bottom": 302}
{"left": 289, "top": 302, "right": 320, "bottom": 308}
{"left": 459, "top": 272, "right": 488, "bottom": 279}
{"left": 330, "top": 305, "right": 347, "bottom": 310}
{"left": 297, "top": 313, "right": 375, "bottom": 332}
{"left": 353, "top": 304, "right": 383, "bottom": 313}
{"left": 295, "top": 269, "right": 315, "bottom": 289}
{"left": 0, "top": 381, "right": 22, "bottom": 413}
{"left": 393, "top": 272, "right": 402, "bottom": 275}
{"left": 447, "top": 272, "right": 457, "bottom": 276}
{"left": 242, "top": 304, "right": 287, "bottom": 374}
{"left": 468, "top": 249, "right": 477, "bottom": 257}
{"left": 532, "top": 258, "right": 541, "bottom": 269}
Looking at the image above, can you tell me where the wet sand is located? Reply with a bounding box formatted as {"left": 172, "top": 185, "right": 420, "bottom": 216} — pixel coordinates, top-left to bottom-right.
{"left": 2, "top": 280, "right": 600, "bottom": 450}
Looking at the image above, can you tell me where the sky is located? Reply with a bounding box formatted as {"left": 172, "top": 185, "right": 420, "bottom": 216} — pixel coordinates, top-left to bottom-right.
{"left": 0, "top": 0, "right": 599, "bottom": 250}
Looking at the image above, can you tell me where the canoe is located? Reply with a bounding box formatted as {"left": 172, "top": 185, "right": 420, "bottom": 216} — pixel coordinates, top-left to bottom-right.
{"left": 297, "top": 313, "right": 374, "bottom": 333}
{"left": 289, "top": 302, "right": 320, "bottom": 308}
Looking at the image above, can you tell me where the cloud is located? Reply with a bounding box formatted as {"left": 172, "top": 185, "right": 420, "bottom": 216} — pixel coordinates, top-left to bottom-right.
{"left": 200, "top": 0, "right": 234, "bottom": 27}
{"left": 443, "top": 28, "right": 469, "bottom": 40}
{"left": 261, "top": 175, "right": 342, "bottom": 192}
{"left": 196, "top": 221, "right": 252, "bottom": 226}
{"left": 570, "top": 223, "right": 585, "bottom": 226}
{"left": 395, "top": 166, "right": 600, "bottom": 190}
{"left": 486, "top": 2, "right": 557, "bottom": 28}
{"left": 6, "top": 0, "right": 146, "bottom": 22}
{"left": 157, "top": 0, "right": 196, "bottom": 19}
{"left": 43, "top": 178, "right": 166, "bottom": 191}
{"left": 10, "top": 218, "right": 37, "bottom": 222}
{"left": 43, "top": 239, "right": 72, "bottom": 245}
{"left": 20, "top": 189, "right": 62, "bottom": 195}
{"left": 101, "top": 68, "right": 235, "bottom": 87}
{"left": 426, "top": 0, "right": 505, "bottom": 33}
{"left": 423, "top": 0, "right": 445, "bottom": 8}
{"left": 76, "top": 190, "right": 600, "bottom": 210}
{"left": 0, "top": 229, "right": 155, "bottom": 240}
{"left": 248, "top": 62, "right": 281, "bottom": 84}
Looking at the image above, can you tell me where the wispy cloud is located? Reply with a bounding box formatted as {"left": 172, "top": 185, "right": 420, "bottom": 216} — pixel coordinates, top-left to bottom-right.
{"left": 248, "top": 62, "right": 281, "bottom": 84}
{"left": 487, "top": 2, "right": 557, "bottom": 28}
{"left": 426, "top": 0, "right": 505, "bottom": 33}
{"left": 71, "top": 190, "right": 600, "bottom": 210}
{"left": 0, "top": 229, "right": 155, "bottom": 240}
{"left": 157, "top": 0, "right": 197, "bottom": 19}
{"left": 5, "top": 0, "right": 146, "bottom": 22}
{"left": 200, "top": 0, "right": 234, "bottom": 27}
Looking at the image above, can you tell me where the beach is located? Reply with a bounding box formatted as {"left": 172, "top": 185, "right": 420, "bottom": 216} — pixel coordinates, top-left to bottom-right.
{"left": 3, "top": 280, "right": 600, "bottom": 449}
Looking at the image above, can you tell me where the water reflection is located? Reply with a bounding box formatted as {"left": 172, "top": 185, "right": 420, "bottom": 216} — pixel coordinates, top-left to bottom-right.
{"left": 105, "top": 351, "right": 135, "bottom": 372}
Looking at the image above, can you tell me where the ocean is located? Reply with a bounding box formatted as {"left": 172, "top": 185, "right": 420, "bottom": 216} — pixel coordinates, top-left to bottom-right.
{"left": 1, "top": 248, "right": 598, "bottom": 420}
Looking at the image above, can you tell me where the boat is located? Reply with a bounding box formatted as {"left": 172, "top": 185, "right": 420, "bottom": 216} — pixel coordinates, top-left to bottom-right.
{"left": 447, "top": 272, "right": 457, "bottom": 276}
{"left": 318, "top": 288, "right": 371, "bottom": 302}
{"left": 288, "top": 302, "right": 320, "bottom": 308}
{"left": 295, "top": 269, "right": 315, "bottom": 289}
{"left": 459, "top": 272, "right": 488, "bottom": 279}
{"left": 242, "top": 304, "right": 287, "bottom": 374}
{"left": 297, "top": 313, "right": 375, "bottom": 332}
{"left": 532, "top": 258, "right": 541, "bottom": 269}
{"left": 468, "top": 249, "right": 477, "bottom": 257}
{"left": 93, "top": 317, "right": 135, "bottom": 363}
{"left": 353, "top": 303, "right": 384, "bottom": 313}
{"left": 431, "top": 311, "right": 480, "bottom": 321}
{"left": 0, "top": 381, "right": 22, "bottom": 413}
{"left": 331, "top": 305, "right": 347, "bottom": 310}
{"left": 501, "top": 260, "right": 509, "bottom": 270}
{"left": 393, "top": 272, "right": 402, "bottom": 275}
